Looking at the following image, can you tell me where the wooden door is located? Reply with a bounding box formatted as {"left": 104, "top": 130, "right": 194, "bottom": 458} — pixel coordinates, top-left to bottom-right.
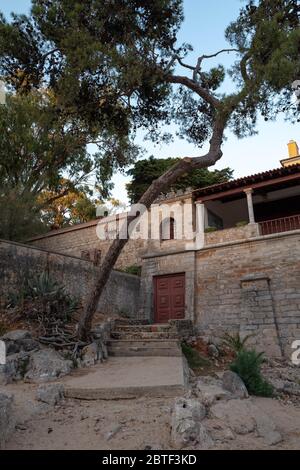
{"left": 154, "top": 273, "right": 185, "bottom": 323}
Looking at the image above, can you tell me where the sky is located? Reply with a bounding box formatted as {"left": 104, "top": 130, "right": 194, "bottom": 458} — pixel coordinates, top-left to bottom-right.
{"left": 1, "top": 0, "right": 299, "bottom": 203}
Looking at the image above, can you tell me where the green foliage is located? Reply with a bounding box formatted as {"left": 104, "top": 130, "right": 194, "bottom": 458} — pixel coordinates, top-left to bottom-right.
{"left": 0, "top": 1, "right": 183, "bottom": 171}
{"left": 0, "top": 92, "right": 97, "bottom": 239}
{"left": 0, "top": 187, "right": 46, "bottom": 241}
{"left": 235, "top": 221, "right": 248, "bottom": 227}
{"left": 122, "top": 265, "right": 142, "bottom": 277}
{"left": 226, "top": 0, "right": 300, "bottom": 133}
{"left": 230, "top": 349, "right": 274, "bottom": 397}
{"left": 181, "top": 342, "right": 211, "bottom": 369}
{"left": 222, "top": 332, "right": 254, "bottom": 354}
{"left": 126, "top": 156, "right": 233, "bottom": 203}
{"left": 7, "top": 272, "right": 79, "bottom": 326}
{"left": 204, "top": 227, "right": 218, "bottom": 233}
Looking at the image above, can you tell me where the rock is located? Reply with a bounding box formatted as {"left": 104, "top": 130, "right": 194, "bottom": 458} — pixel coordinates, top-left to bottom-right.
{"left": 211, "top": 399, "right": 257, "bottom": 435}
{"left": 24, "top": 349, "right": 73, "bottom": 383}
{"left": 101, "top": 342, "right": 108, "bottom": 360}
{"left": 255, "top": 413, "right": 282, "bottom": 446}
{"left": 19, "top": 338, "right": 39, "bottom": 352}
{"left": 2, "top": 330, "right": 31, "bottom": 342}
{"left": 1, "top": 352, "right": 31, "bottom": 383}
{"left": 0, "top": 366, "right": 7, "bottom": 385}
{"left": 207, "top": 344, "right": 219, "bottom": 358}
{"left": 283, "top": 381, "right": 300, "bottom": 396}
{"left": 1, "top": 330, "right": 39, "bottom": 356}
{"left": 5, "top": 341, "right": 20, "bottom": 355}
{"left": 0, "top": 391, "right": 15, "bottom": 449}
{"left": 81, "top": 342, "right": 102, "bottom": 367}
{"left": 196, "top": 377, "right": 231, "bottom": 406}
{"left": 36, "top": 383, "right": 64, "bottom": 405}
{"left": 205, "top": 419, "right": 236, "bottom": 443}
{"left": 196, "top": 423, "right": 214, "bottom": 449}
{"left": 171, "top": 397, "right": 206, "bottom": 448}
{"left": 92, "top": 320, "right": 113, "bottom": 341}
{"left": 106, "top": 424, "right": 122, "bottom": 441}
{"left": 222, "top": 371, "right": 249, "bottom": 398}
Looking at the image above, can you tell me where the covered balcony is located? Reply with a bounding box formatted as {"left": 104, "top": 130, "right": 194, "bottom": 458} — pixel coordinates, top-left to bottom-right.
{"left": 193, "top": 164, "right": 300, "bottom": 248}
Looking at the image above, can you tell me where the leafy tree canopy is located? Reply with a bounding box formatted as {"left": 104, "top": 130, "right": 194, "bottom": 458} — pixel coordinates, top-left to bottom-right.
{"left": 38, "top": 180, "right": 98, "bottom": 229}
{"left": 0, "top": 0, "right": 183, "bottom": 183}
{"left": 126, "top": 157, "right": 233, "bottom": 203}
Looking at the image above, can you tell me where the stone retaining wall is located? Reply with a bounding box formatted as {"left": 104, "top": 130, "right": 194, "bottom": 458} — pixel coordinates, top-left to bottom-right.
{"left": 195, "top": 231, "right": 300, "bottom": 357}
{"left": 0, "top": 240, "right": 140, "bottom": 319}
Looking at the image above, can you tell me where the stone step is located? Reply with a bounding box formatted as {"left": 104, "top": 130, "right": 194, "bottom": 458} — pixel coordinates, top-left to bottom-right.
{"left": 63, "top": 356, "right": 187, "bottom": 399}
{"left": 113, "top": 324, "right": 172, "bottom": 332}
{"left": 111, "top": 331, "right": 178, "bottom": 340}
{"left": 65, "top": 383, "right": 185, "bottom": 399}
{"left": 107, "top": 339, "right": 182, "bottom": 357}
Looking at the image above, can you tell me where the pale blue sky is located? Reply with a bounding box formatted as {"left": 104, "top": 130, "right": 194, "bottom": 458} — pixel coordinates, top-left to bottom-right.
{"left": 1, "top": 0, "right": 299, "bottom": 202}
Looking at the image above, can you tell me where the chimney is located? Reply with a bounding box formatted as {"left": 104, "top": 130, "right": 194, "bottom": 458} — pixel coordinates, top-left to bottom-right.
{"left": 287, "top": 140, "right": 299, "bottom": 158}
{"left": 280, "top": 140, "right": 300, "bottom": 168}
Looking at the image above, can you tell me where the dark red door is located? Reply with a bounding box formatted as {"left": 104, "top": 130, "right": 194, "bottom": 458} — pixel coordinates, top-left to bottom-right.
{"left": 154, "top": 273, "right": 185, "bottom": 323}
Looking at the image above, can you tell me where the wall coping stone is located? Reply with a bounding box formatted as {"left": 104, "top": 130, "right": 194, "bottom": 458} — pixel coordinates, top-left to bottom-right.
{"left": 142, "top": 228, "right": 300, "bottom": 260}
{"left": 0, "top": 239, "right": 140, "bottom": 279}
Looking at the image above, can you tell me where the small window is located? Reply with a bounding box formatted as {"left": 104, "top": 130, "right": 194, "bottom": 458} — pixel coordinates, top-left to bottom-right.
{"left": 160, "top": 217, "right": 175, "bottom": 241}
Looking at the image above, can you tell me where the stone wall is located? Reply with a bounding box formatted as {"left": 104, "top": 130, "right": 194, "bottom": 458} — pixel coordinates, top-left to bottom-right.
{"left": 195, "top": 231, "right": 300, "bottom": 357}
{"left": 28, "top": 222, "right": 147, "bottom": 270}
{"left": 0, "top": 240, "right": 140, "bottom": 319}
{"left": 204, "top": 223, "right": 260, "bottom": 246}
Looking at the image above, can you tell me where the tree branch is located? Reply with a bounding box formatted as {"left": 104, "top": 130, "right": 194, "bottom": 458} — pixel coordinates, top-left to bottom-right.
{"left": 166, "top": 73, "right": 220, "bottom": 108}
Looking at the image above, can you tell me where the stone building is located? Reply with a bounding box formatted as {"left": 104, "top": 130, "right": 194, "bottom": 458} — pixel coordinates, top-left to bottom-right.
{"left": 29, "top": 141, "right": 300, "bottom": 357}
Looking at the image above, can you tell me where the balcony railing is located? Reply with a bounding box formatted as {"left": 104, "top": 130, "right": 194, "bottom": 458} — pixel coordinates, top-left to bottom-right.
{"left": 259, "top": 214, "right": 300, "bottom": 235}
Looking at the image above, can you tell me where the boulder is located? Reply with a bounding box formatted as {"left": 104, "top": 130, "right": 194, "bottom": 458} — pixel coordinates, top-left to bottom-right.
{"left": 0, "top": 391, "right": 15, "bottom": 449}
{"left": 2, "top": 330, "right": 31, "bottom": 342}
{"left": 196, "top": 423, "right": 214, "bottom": 449}
{"left": 255, "top": 413, "right": 282, "bottom": 446}
{"left": 19, "top": 338, "right": 39, "bottom": 352}
{"left": 207, "top": 344, "right": 219, "bottom": 358}
{"left": 1, "top": 330, "right": 39, "bottom": 356}
{"left": 171, "top": 397, "right": 207, "bottom": 448}
{"left": 81, "top": 342, "right": 103, "bottom": 367}
{"left": 222, "top": 371, "right": 249, "bottom": 398}
{"left": 211, "top": 399, "right": 257, "bottom": 435}
{"left": 205, "top": 419, "right": 236, "bottom": 443}
{"left": 36, "top": 383, "right": 64, "bottom": 405}
{"left": 24, "top": 349, "right": 73, "bottom": 383}
{"left": 0, "top": 352, "right": 31, "bottom": 383}
{"left": 196, "top": 377, "right": 231, "bottom": 406}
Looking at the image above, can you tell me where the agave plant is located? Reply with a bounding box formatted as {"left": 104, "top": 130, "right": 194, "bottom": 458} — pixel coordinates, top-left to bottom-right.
{"left": 222, "top": 332, "right": 254, "bottom": 354}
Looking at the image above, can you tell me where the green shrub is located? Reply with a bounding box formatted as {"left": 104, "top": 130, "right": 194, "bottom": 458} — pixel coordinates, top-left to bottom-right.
{"left": 235, "top": 220, "right": 248, "bottom": 227}
{"left": 7, "top": 273, "right": 79, "bottom": 326}
{"left": 123, "top": 265, "right": 142, "bottom": 276}
{"left": 230, "top": 349, "right": 274, "bottom": 397}
{"left": 181, "top": 342, "right": 211, "bottom": 369}
{"left": 222, "top": 332, "right": 254, "bottom": 354}
{"left": 204, "top": 226, "right": 218, "bottom": 233}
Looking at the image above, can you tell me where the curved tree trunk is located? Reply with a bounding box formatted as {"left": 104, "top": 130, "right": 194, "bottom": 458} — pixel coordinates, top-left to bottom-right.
{"left": 77, "top": 118, "right": 225, "bottom": 340}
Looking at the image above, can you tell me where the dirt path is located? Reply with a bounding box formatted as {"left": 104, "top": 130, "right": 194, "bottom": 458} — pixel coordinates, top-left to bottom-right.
{"left": 3, "top": 382, "right": 300, "bottom": 450}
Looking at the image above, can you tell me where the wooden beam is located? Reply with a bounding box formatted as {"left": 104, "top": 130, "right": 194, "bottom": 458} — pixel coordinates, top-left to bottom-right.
{"left": 196, "top": 173, "right": 300, "bottom": 202}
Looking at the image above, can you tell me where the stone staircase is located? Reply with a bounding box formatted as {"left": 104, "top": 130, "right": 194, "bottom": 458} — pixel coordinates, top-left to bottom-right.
{"left": 108, "top": 322, "right": 182, "bottom": 357}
